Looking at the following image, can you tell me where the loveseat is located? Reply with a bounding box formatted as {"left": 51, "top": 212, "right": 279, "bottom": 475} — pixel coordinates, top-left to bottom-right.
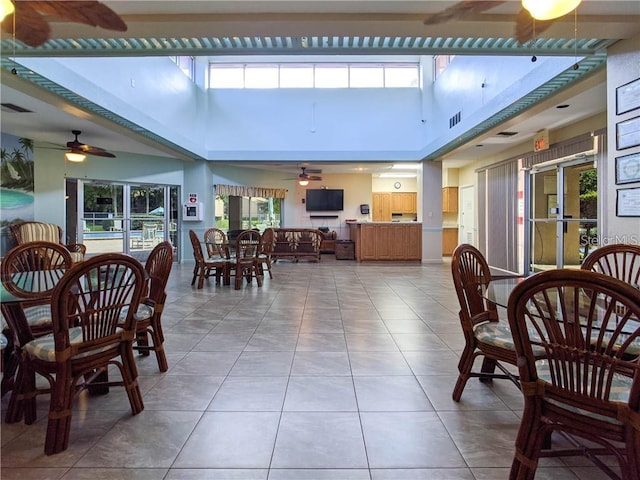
{"left": 263, "top": 228, "right": 323, "bottom": 263}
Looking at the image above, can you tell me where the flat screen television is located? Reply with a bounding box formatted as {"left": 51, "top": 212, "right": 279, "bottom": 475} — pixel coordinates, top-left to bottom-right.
{"left": 305, "top": 189, "right": 344, "bottom": 211}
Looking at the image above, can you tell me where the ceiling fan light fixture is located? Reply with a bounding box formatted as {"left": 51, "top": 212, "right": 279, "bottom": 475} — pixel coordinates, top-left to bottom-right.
{"left": 298, "top": 179, "right": 310, "bottom": 186}
{"left": 0, "top": 0, "right": 14, "bottom": 22}
{"left": 522, "top": 0, "right": 581, "bottom": 20}
{"left": 65, "top": 151, "right": 86, "bottom": 163}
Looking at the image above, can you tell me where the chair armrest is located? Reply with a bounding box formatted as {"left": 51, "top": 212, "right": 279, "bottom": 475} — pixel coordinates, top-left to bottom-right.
{"left": 66, "top": 243, "right": 86, "bottom": 255}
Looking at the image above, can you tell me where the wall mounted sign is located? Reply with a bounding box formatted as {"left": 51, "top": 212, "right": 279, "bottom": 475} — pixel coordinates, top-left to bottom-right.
{"left": 616, "top": 187, "right": 640, "bottom": 217}
{"left": 533, "top": 129, "right": 550, "bottom": 152}
{"left": 615, "top": 152, "right": 640, "bottom": 185}
{"left": 616, "top": 116, "right": 640, "bottom": 150}
{"left": 616, "top": 77, "right": 640, "bottom": 115}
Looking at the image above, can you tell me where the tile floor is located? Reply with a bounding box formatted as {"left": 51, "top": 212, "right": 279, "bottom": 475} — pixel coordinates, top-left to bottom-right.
{"left": 1, "top": 257, "right": 614, "bottom": 479}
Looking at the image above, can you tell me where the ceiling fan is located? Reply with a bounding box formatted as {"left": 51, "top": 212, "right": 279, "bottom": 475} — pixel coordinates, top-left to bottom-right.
{"left": 65, "top": 130, "right": 116, "bottom": 159}
{"left": 1, "top": 1, "right": 127, "bottom": 48}
{"left": 423, "top": 1, "right": 579, "bottom": 44}
{"left": 284, "top": 166, "right": 323, "bottom": 185}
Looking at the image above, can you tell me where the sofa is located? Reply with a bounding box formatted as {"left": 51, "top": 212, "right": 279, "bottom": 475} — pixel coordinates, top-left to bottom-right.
{"left": 263, "top": 228, "right": 323, "bottom": 263}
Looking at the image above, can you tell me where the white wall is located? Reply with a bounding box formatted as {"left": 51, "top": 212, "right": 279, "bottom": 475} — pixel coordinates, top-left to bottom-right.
{"left": 605, "top": 34, "right": 640, "bottom": 244}
{"left": 422, "top": 55, "right": 579, "bottom": 156}
{"left": 206, "top": 88, "right": 425, "bottom": 161}
{"left": 18, "top": 57, "right": 207, "bottom": 157}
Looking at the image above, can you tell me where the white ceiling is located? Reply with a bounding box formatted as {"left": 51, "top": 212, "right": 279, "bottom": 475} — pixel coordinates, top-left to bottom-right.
{"left": 1, "top": 1, "right": 637, "bottom": 175}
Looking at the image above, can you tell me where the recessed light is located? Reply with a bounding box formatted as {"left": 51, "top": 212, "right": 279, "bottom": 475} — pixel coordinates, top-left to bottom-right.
{"left": 556, "top": 104, "right": 570, "bottom": 109}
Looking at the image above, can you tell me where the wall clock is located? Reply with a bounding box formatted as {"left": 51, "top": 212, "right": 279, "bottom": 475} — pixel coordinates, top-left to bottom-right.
{"left": 394, "top": 182, "right": 402, "bottom": 189}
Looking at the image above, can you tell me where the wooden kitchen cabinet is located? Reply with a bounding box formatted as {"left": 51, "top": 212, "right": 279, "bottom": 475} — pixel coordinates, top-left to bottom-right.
{"left": 350, "top": 223, "right": 422, "bottom": 261}
{"left": 442, "top": 227, "right": 459, "bottom": 256}
{"left": 442, "top": 187, "right": 458, "bottom": 213}
{"left": 372, "top": 192, "right": 392, "bottom": 221}
{"left": 391, "top": 192, "right": 417, "bottom": 214}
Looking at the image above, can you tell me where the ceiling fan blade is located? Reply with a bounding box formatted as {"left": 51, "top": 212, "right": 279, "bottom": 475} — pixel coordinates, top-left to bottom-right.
{"left": 308, "top": 176, "right": 323, "bottom": 181}
{"left": 2, "top": 1, "right": 126, "bottom": 47}
{"left": 29, "top": 1, "right": 127, "bottom": 32}
{"left": 2, "top": 2, "right": 50, "bottom": 47}
{"left": 82, "top": 147, "right": 116, "bottom": 158}
{"left": 423, "top": 1, "right": 506, "bottom": 25}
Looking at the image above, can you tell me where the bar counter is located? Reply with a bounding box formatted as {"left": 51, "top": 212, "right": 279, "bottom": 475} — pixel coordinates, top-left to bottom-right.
{"left": 347, "top": 222, "right": 422, "bottom": 262}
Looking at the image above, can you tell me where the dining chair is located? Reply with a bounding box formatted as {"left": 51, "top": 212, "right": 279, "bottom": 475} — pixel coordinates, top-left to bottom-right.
{"left": 450, "top": 243, "right": 519, "bottom": 401}
{"left": 9, "top": 221, "right": 86, "bottom": 263}
{"left": 19, "top": 253, "right": 147, "bottom": 455}
{"left": 258, "top": 227, "right": 274, "bottom": 279}
{"left": 189, "top": 229, "right": 228, "bottom": 288}
{"left": 131, "top": 241, "right": 173, "bottom": 372}
{"left": 0, "top": 241, "right": 74, "bottom": 422}
{"left": 581, "top": 243, "right": 640, "bottom": 286}
{"left": 228, "top": 229, "right": 264, "bottom": 290}
{"left": 507, "top": 269, "right": 640, "bottom": 480}
{"left": 203, "top": 227, "right": 230, "bottom": 260}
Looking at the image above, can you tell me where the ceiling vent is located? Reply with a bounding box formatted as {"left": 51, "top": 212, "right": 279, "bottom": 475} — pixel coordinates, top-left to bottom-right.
{"left": 1, "top": 103, "right": 33, "bottom": 113}
{"left": 496, "top": 131, "right": 519, "bottom": 137}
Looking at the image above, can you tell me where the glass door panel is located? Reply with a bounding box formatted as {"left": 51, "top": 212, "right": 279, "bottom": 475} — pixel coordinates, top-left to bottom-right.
{"left": 129, "top": 185, "right": 165, "bottom": 258}
{"left": 529, "top": 168, "right": 558, "bottom": 272}
{"left": 562, "top": 162, "right": 597, "bottom": 268}
{"left": 527, "top": 158, "right": 597, "bottom": 273}
{"left": 80, "top": 183, "right": 125, "bottom": 256}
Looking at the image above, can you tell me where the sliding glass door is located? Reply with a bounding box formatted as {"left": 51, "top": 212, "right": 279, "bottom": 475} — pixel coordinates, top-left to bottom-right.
{"left": 526, "top": 158, "right": 597, "bottom": 272}
{"left": 71, "top": 180, "right": 179, "bottom": 262}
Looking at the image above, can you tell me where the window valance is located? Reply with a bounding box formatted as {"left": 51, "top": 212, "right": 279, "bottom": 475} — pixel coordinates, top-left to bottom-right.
{"left": 214, "top": 184, "right": 287, "bottom": 199}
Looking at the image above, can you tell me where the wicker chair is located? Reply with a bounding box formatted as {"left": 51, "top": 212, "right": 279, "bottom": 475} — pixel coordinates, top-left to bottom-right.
{"left": 203, "top": 228, "right": 230, "bottom": 260}
{"left": 19, "top": 253, "right": 147, "bottom": 454}
{"left": 507, "top": 269, "right": 640, "bottom": 480}
{"left": 228, "top": 229, "right": 264, "bottom": 290}
{"left": 9, "top": 221, "right": 86, "bottom": 263}
{"left": 258, "top": 227, "right": 274, "bottom": 279}
{"left": 131, "top": 241, "right": 173, "bottom": 372}
{"left": 450, "top": 243, "right": 520, "bottom": 401}
{"left": 0, "top": 241, "right": 74, "bottom": 423}
{"left": 581, "top": 243, "right": 640, "bottom": 286}
{"left": 189, "top": 230, "right": 229, "bottom": 288}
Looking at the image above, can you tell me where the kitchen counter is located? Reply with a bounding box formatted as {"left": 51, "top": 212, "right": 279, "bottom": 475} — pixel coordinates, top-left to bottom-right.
{"left": 348, "top": 222, "right": 421, "bottom": 261}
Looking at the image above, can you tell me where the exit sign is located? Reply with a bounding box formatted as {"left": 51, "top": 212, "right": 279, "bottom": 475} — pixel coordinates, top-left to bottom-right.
{"left": 533, "top": 129, "right": 550, "bottom": 152}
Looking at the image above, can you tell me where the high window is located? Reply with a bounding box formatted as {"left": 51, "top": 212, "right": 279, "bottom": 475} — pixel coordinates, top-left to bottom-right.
{"left": 209, "top": 63, "right": 419, "bottom": 88}
{"left": 170, "top": 56, "right": 195, "bottom": 80}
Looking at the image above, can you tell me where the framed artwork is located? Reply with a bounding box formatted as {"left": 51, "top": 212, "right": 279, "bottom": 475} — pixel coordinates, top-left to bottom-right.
{"left": 616, "top": 116, "right": 640, "bottom": 150}
{"left": 616, "top": 77, "right": 640, "bottom": 115}
{"left": 616, "top": 187, "right": 640, "bottom": 217}
{"left": 615, "top": 152, "right": 640, "bottom": 184}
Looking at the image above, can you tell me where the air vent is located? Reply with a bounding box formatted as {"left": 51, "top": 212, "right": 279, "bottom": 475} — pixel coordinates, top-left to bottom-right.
{"left": 496, "top": 131, "right": 518, "bottom": 137}
{"left": 449, "top": 111, "right": 461, "bottom": 128}
{"left": 1, "top": 103, "right": 32, "bottom": 113}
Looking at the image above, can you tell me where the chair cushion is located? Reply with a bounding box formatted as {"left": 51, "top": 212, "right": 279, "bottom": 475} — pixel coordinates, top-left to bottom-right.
{"left": 25, "top": 327, "right": 84, "bottom": 361}
{"left": 18, "top": 223, "right": 60, "bottom": 243}
{"left": 24, "top": 305, "right": 53, "bottom": 328}
{"left": 24, "top": 326, "right": 121, "bottom": 362}
{"left": 537, "top": 360, "right": 631, "bottom": 424}
{"left": 119, "top": 303, "right": 154, "bottom": 322}
{"left": 70, "top": 252, "right": 84, "bottom": 263}
{"left": 474, "top": 322, "right": 517, "bottom": 351}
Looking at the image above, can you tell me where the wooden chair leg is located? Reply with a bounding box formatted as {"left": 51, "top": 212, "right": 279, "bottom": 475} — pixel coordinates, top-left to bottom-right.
{"left": 136, "top": 331, "right": 150, "bottom": 356}
{"left": 150, "top": 325, "right": 168, "bottom": 372}
{"left": 44, "top": 366, "right": 74, "bottom": 455}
